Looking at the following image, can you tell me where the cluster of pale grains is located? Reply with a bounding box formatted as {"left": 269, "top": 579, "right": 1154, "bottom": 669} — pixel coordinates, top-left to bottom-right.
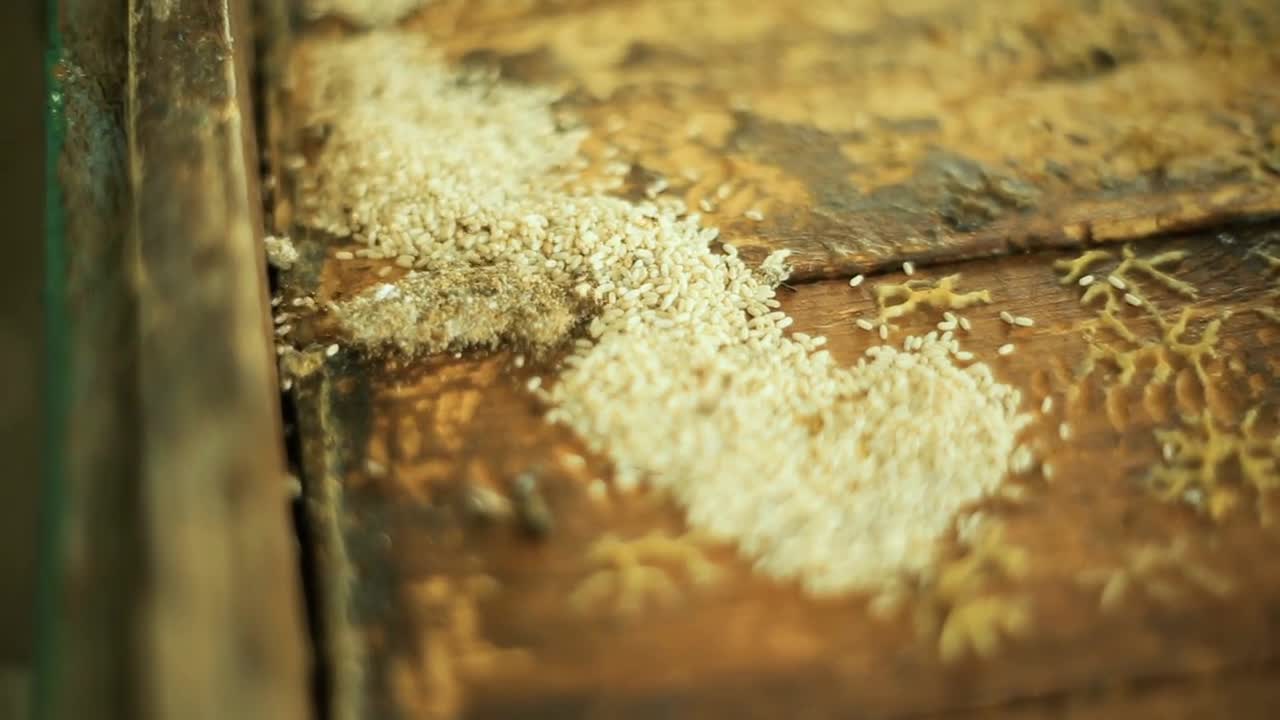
{"left": 294, "top": 31, "right": 1030, "bottom": 596}
{"left": 301, "top": 0, "right": 429, "bottom": 27}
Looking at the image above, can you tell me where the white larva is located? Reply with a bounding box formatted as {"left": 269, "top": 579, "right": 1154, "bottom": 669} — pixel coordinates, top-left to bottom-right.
{"left": 301, "top": 33, "right": 1034, "bottom": 598}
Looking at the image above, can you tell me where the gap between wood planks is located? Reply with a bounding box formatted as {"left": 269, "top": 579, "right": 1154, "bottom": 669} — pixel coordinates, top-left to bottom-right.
{"left": 777, "top": 217, "right": 1280, "bottom": 292}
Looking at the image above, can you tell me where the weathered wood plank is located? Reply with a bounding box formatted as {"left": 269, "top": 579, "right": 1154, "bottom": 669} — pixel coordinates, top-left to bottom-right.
{"left": 48, "top": 0, "right": 141, "bottom": 716}
{"left": 390, "top": 0, "right": 1280, "bottom": 279}
{"left": 126, "top": 0, "right": 309, "bottom": 716}
{"left": 272, "top": 2, "right": 1280, "bottom": 716}
{"left": 287, "top": 224, "right": 1280, "bottom": 719}
{"left": 938, "top": 661, "right": 1280, "bottom": 719}
{"left": 46, "top": 1, "right": 310, "bottom": 719}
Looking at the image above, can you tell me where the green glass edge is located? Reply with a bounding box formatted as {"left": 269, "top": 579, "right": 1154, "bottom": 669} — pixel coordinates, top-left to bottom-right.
{"left": 35, "top": 0, "right": 69, "bottom": 716}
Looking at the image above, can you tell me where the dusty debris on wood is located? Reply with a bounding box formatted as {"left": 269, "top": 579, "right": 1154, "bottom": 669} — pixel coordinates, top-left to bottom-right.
{"left": 332, "top": 264, "right": 589, "bottom": 357}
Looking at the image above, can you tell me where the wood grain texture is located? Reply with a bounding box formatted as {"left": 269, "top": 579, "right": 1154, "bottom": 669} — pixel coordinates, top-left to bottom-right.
{"left": 285, "top": 224, "right": 1280, "bottom": 719}
{"left": 52, "top": 2, "right": 313, "bottom": 717}
{"left": 51, "top": 1, "right": 143, "bottom": 717}
{"left": 270, "top": 1, "right": 1280, "bottom": 717}
{"left": 120, "top": 1, "right": 308, "bottom": 718}
{"left": 382, "top": 0, "right": 1280, "bottom": 279}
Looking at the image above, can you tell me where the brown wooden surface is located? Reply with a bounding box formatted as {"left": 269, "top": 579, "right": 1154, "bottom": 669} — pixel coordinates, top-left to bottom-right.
{"left": 52, "top": 1, "right": 138, "bottom": 717}
{"left": 49, "top": 1, "right": 310, "bottom": 718}
{"left": 270, "top": 2, "right": 1280, "bottom": 718}
{"left": 127, "top": 1, "right": 310, "bottom": 717}
{"left": 393, "top": 0, "right": 1280, "bottom": 279}
{"left": 285, "top": 227, "right": 1280, "bottom": 720}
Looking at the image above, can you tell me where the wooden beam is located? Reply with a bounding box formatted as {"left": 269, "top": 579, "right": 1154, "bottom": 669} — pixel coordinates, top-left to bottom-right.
{"left": 125, "top": 1, "right": 308, "bottom": 718}
{"left": 45, "top": 1, "right": 310, "bottom": 718}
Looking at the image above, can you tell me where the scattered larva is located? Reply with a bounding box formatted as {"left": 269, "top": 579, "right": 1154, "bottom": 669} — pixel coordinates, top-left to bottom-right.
{"left": 299, "top": 33, "right": 1033, "bottom": 598}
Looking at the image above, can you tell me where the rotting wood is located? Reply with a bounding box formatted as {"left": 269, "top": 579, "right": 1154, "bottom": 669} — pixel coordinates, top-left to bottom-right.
{"left": 284, "top": 225, "right": 1280, "bottom": 719}
{"left": 50, "top": 1, "right": 312, "bottom": 718}
{"left": 266, "top": 2, "right": 1280, "bottom": 717}
{"left": 397, "top": 0, "right": 1280, "bottom": 279}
